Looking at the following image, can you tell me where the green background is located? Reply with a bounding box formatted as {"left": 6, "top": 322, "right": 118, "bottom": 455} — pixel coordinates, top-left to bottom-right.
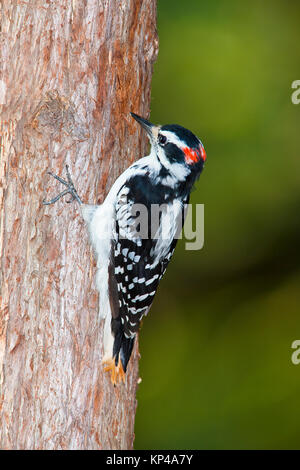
{"left": 135, "top": 0, "right": 300, "bottom": 449}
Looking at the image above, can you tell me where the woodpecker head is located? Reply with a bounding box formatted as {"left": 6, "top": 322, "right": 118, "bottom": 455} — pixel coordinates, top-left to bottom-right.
{"left": 131, "top": 112, "right": 206, "bottom": 183}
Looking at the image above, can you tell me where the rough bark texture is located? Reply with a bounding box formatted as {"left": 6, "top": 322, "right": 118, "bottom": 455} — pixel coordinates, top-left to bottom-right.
{"left": 0, "top": 0, "right": 158, "bottom": 450}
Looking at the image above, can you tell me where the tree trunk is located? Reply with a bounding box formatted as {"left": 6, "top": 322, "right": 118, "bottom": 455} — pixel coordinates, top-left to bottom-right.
{"left": 0, "top": 0, "right": 158, "bottom": 450}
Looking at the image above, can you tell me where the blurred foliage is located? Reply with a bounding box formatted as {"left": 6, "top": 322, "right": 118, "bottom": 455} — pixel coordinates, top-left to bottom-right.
{"left": 134, "top": 0, "right": 300, "bottom": 449}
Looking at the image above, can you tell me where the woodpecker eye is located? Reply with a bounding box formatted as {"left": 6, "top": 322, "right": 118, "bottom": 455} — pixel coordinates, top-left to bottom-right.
{"left": 158, "top": 134, "right": 167, "bottom": 146}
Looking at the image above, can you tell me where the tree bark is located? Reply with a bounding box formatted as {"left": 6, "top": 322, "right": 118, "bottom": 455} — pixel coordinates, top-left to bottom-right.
{"left": 0, "top": 0, "right": 158, "bottom": 450}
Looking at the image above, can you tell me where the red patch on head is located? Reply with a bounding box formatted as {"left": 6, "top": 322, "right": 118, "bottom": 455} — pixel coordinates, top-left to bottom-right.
{"left": 183, "top": 145, "right": 206, "bottom": 164}
{"left": 200, "top": 145, "right": 207, "bottom": 161}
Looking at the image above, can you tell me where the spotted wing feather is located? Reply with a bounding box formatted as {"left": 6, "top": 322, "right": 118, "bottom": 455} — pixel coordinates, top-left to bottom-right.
{"left": 111, "top": 183, "right": 183, "bottom": 370}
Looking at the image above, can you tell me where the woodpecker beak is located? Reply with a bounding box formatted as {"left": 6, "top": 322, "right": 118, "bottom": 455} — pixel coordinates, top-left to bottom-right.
{"left": 130, "top": 112, "right": 155, "bottom": 137}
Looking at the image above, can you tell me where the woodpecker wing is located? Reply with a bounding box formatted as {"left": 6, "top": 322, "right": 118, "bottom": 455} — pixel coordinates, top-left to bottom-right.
{"left": 112, "top": 181, "right": 187, "bottom": 340}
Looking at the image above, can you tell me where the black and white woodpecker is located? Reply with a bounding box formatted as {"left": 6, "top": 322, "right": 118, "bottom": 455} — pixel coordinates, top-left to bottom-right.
{"left": 44, "top": 113, "right": 207, "bottom": 385}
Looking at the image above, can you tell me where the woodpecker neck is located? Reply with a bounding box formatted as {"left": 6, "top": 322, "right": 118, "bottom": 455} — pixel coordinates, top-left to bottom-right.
{"left": 148, "top": 145, "right": 203, "bottom": 200}
{"left": 151, "top": 145, "right": 189, "bottom": 183}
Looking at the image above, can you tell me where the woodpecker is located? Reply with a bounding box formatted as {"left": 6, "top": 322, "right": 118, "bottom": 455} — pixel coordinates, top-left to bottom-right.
{"left": 43, "top": 113, "right": 207, "bottom": 385}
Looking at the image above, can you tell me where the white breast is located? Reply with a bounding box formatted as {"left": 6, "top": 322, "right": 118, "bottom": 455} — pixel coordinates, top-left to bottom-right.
{"left": 150, "top": 199, "right": 183, "bottom": 264}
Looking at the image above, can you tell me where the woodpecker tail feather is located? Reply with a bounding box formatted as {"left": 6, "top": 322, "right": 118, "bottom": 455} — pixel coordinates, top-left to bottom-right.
{"left": 102, "top": 317, "right": 135, "bottom": 385}
{"left": 112, "top": 322, "right": 135, "bottom": 373}
{"left": 120, "top": 335, "right": 135, "bottom": 373}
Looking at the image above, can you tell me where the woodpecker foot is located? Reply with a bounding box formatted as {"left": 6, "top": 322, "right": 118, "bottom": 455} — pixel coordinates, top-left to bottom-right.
{"left": 43, "top": 165, "right": 82, "bottom": 205}
{"left": 103, "top": 357, "right": 126, "bottom": 386}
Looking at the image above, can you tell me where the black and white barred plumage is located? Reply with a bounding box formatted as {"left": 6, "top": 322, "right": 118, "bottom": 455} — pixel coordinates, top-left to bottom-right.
{"left": 111, "top": 178, "right": 185, "bottom": 368}
{"left": 44, "top": 113, "right": 206, "bottom": 384}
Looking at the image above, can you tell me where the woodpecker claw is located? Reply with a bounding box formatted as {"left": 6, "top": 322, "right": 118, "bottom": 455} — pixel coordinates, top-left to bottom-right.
{"left": 43, "top": 165, "right": 82, "bottom": 205}
{"left": 103, "top": 357, "right": 126, "bottom": 386}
